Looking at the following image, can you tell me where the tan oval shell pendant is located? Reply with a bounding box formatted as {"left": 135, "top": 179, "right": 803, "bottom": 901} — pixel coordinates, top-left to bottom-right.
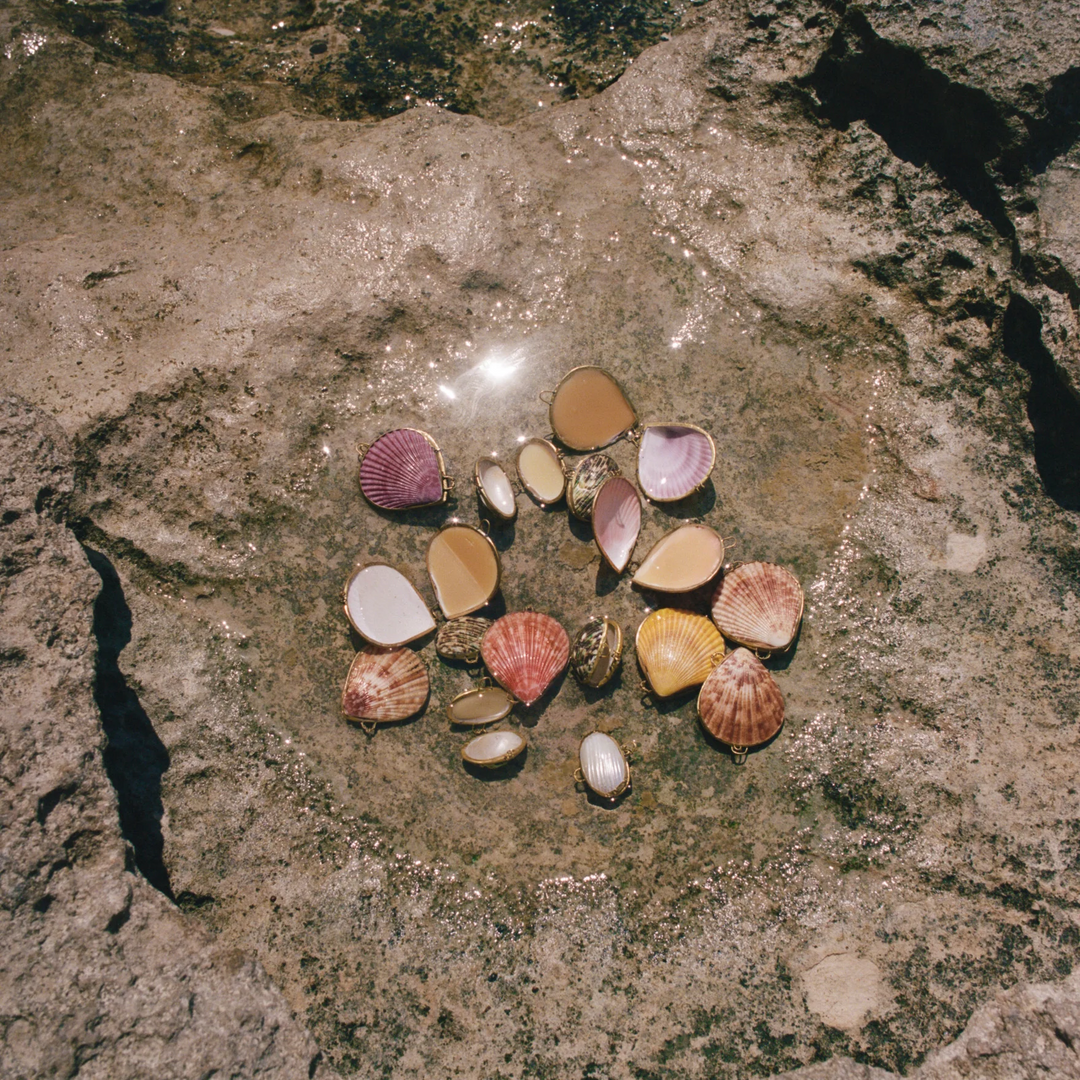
{"left": 577, "top": 731, "right": 630, "bottom": 800}
{"left": 342, "top": 646, "right": 429, "bottom": 725}
{"left": 697, "top": 647, "right": 784, "bottom": 763}
{"left": 570, "top": 617, "right": 624, "bottom": 688}
{"left": 435, "top": 617, "right": 493, "bottom": 663}
{"left": 635, "top": 608, "right": 725, "bottom": 697}
{"left": 567, "top": 453, "right": 620, "bottom": 521}
{"left": 516, "top": 438, "right": 565, "bottom": 505}
{"left": 462, "top": 729, "right": 527, "bottom": 768}
{"left": 549, "top": 366, "right": 638, "bottom": 452}
{"left": 632, "top": 524, "right": 725, "bottom": 593}
{"left": 710, "top": 562, "right": 804, "bottom": 654}
{"left": 446, "top": 684, "right": 516, "bottom": 726}
{"left": 426, "top": 524, "right": 501, "bottom": 620}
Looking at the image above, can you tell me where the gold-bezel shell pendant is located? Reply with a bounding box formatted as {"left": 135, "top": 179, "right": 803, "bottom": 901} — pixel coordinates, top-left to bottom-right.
{"left": 461, "top": 729, "right": 527, "bottom": 768}
{"left": 426, "top": 524, "right": 502, "bottom": 620}
{"left": 566, "top": 453, "right": 620, "bottom": 521}
{"left": 635, "top": 608, "right": 725, "bottom": 698}
{"left": 481, "top": 612, "right": 570, "bottom": 707}
{"left": 342, "top": 562, "right": 436, "bottom": 648}
{"left": 710, "top": 561, "right": 804, "bottom": 656}
{"left": 357, "top": 428, "right": 453, "bottom": 510}
{"left": 474, "top": 457, "right": 517, "bottom": 521}
{"left": 446, "top": 681, "right": 516, "bottom": 727}
{"left": 631, "top": 524, "right": 725, "bottom": 593}
{"left": 635, "top": 423, "right": 716, "bottom": 503}
{"left": 435, "top": 616, "right": 493, "bottom": 664}
{"left": 576, "top": 731, "right": 631, "bottom": 801}
{"left": 697, "top": 647, "right": 784, "bottom": 763}
{"left": 342, "top": 646, "right": 430, "bottom": 733}
{"left": 515, "top": 438, "right": 566, "bottom": 506}
{"left": 546, "top": 366, "right": 638, "bottom": 452}
{"left": 570, "top": 617, "right": 624, "bottom": 689}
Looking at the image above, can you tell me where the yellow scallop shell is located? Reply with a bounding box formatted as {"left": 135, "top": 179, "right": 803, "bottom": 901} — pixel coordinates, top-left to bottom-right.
{"left": 635, "top": 608, "right": 726, "bottom": 698}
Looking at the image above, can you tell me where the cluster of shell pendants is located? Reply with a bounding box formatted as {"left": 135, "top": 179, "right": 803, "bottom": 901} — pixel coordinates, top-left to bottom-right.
{"left": 342, "top": 366, "right": 804, "bottom": 801}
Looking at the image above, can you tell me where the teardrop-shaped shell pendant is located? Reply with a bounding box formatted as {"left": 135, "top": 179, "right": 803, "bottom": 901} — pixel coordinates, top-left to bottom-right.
{"left": 516, "top": 438, "right": 566, "bottom": 505}
{"left": 342, "top": 646, "right": 429, "bottom": 725}
{"left": 567, "top": 453, "right": 620, "bottom": 521}
{"left": 636, "top": 423, "right": 716, "bottom": 502}
{"left": 343, "top": 563, "right": 436, "bottom": 647}
{"left": 462, "top": 729, "right": 527, "bottom": 768}
{"left": 570, "top": 617, "right": 624, "bottom": 688}
{"left": 592, "top": 477, "right": 642, "bottom": 574}
{"left": 358, "top": 428, "right": 451, "bottom": 510}
{"left": 481, "top": 612, "right": 570, "bottom": 707}
{"left": 548, "top": 366, "right": 638, "bottom": 451}
{"left": 474, "top": 457, "right": 517, "bottom": 520}
{"left": 577, "top": 731, "right": 630, "bottom": 800}
{"left": 632, "top": 524, "right": 725, "bottom": 593}
{"left": 710, "top": 562, "right": 804, "bottom": 654}
{"left": 426, "top": 524, "right": 501, "bottom": 620}
{"left": 635, "top": 608, "right": 725, "bottom": 697}
{"left": 697, "top": 647, "right": 784, "bottom": 762}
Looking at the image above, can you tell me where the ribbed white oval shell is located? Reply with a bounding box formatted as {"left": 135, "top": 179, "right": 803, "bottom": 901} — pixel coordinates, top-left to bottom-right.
{"left": 578, "top": 731, "right": 630, "bottom": 799}
{"left": 342, "top": 647, "right": 429, "bottom": 723}
{"left": 592, "top": 477, "right": 642, "bottom": 574}
{"left": 447, "top": 685, "right": 516, "bottom": 726}
{"left": 637, "top": 424, "right": 715, "bottom": 502}
{"left": 462, "top": 729, "right": 526, "bottom": 768}
{"left": 632, "top": 524, "right": 725, "bottom": 592}
{"left": 475, "top": 458, "right": 516, "bottom": 520}
{"left": 344, "top": 563, "right": 436, "bottom": 647}
{"left": 710, "top": 562, "right": 804, "bottom": 652}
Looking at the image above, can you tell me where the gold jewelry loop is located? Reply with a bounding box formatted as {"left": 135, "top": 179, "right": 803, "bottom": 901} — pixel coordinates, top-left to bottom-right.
{"left": 361, "top": 720, "right": 377, "bottom": 736}
{"left": 538, "top": 390, "right": 555, "bottom": 405}
{"left": 355, "top": 441, "right": 370, "bottom": 461}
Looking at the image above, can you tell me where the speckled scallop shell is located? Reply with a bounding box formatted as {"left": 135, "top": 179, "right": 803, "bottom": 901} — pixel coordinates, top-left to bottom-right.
{"left": 342, "top": 646, "right": 429, "bottom": 723}
{"left": 637, "top": 424, "right": 716, "bottom": 502}
{"left": 710, "top": 562, "right": 804, "bottom": 654}
{"left": 635, "top": 608, "right": 725, "bottom": 698}
{"left": 570, "top": 617, "right": 624, "bottom": 688}
{"left": 358, "top": 428, "right": 447, "bottom": 510}
{"left": 481, "top": 612, "right": 570, "bottom": 707}
{"left": 592, "top": 477, "right": 642, "bottom": 574}
{"left": 436, "top": 617, "right": 493, "bottom": 663}
{"left": 697, "top": 647, "right": 784, "bottom": 752}
{"left": 567, "top": 454, "right": 621, "bottom": 521}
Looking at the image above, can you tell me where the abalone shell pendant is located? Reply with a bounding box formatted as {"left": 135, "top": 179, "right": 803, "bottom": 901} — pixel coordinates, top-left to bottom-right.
{"left": 570, "top": 616, "right": 624, "bottom": 688}
{"left": 358, "top": 428, "right": 451, "bottom": 510}
{"left": 435, "top": 616, "right": 493, "bottom": 664}
{"left": 567, "top": 453, "right": 620, "bottom": 521}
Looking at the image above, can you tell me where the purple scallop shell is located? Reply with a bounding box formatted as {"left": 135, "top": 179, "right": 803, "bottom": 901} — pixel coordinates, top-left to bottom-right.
{"left": 592, "top": 476, "right": 642, "bottom": 574}
{"left": 637, "top": 425, "right": 715, "bottom": 502}
{"left": 359, "top": 429, "right": 445, "bottom": 510}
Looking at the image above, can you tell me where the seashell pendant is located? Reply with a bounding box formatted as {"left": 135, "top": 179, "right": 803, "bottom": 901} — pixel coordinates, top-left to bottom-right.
{"left": 462, "top": 729, "right": 527, "bottom": 768}
{"left": 516, "top": 438, "right": 566, "bottom": 505}
{"left": 635, "top": 608, "right": 725, "bottom": 697}
{"left": 570, "top": 617, "right": 624, "bottom": 688}
{"left": 436, "top": 616, "right": 493, "bottom": 664}
{"left": 342, "top": 646, "right": 429, "bottom": 726}
{"left": 358, "top": 428, "right": 451, "bottom": 510}
{"left": 447, "top": 684, "right": 516, "bottom": 726}
{"left": 710, "top": 561, "right": 804, "bottom": 654}
{"left": 474, "top": 457, "right": 517, "bottom": 520}
{"left": 591, "top": 476, "right": 642, "bottom": 574}
{"left": 577, "top": 731, "right": 630, "bottom": 800}
{"left": 567, "top": 453, "right": 620, "bottom": 521}
{"left": 548, "top": 366, "right": 638, "bottom": 451}
{"left": 636, "top": 423, "right": 716, "bottom": 502}
{"left": 632, "top": 524, "right": 725, "bottom": 593}
{"left": 343, "top": 562, "right": 436, "bottom": 648}
{"left": 697, "top": 647, "right": 784, "bottom": 763}
{"left": 481, "top": 611, "right": 570, "bottom": 707}
{"left": 426, "top": 524, "right": 502, "bottom": 620}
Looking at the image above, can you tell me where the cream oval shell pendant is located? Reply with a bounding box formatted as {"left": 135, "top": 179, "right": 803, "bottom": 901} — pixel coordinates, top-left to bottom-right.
{"left": 343, "top": 563, "right": 436, "bottom": 648}
{"left": 632, "top": 524, "right": 725, "bottom": 592}
{"left": 474, "top": 457, "right": 517, "bottom": 520}
{"left": 577, "top": 731, "right": 630, "bottom": 800}
{"left": 462, "top": 729, "right": 527, "bottom": 768}
{"left": 516, "top": 438, "right": 565, "bottom": 505}
{"left": 446, "top": 685, "right": 516, "bottom": 726}
{"left": 548, "top": 366, "right": 638, "bottom": 452}
{"left": 426, "top": 524, "right": 501, "bottom": 620}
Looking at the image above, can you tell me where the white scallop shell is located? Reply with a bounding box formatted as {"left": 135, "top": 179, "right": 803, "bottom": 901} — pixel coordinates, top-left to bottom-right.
{"left": 637, "top": 424, "right": 715, "bottom": 502}
{"left": 462, "top": 729, "right": 526, "bottom": 768}
{"left": 578, "top": 732, "right": 630, "bottom": 799}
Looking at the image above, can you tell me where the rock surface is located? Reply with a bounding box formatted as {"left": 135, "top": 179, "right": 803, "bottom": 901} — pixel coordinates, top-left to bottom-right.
{"left": 3, "top": 0, "right": 1080, "bottom": 1076}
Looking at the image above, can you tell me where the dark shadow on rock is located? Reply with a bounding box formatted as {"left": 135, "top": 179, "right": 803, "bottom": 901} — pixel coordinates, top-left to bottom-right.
{"left": 1002, "top": 294, "right": 1080, "bottom": 510}
{"left": 83, "top": 546, "right": 174, "bottom": 899}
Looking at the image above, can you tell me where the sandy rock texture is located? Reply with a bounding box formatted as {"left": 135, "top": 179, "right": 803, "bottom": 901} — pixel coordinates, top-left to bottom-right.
{"left": 3, "top": 0, "right": 1080, "bottom": 1076}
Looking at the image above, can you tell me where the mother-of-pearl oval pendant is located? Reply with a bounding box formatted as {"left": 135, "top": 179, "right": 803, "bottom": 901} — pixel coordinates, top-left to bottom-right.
{"left": 578, "top": 731, "right": 630, "bottom": 800}
{"left": 462, "top": 729, "right": 527, "bottom": 768}
{"left": 343, "top": 562, "right": 436, "bottom": 647}
{"left": 548, "top": 366, "right": 638, "bottom": 452}
{"left": 446, "top": 685, "right": 516, "bottom": 726}
{"left": 474, "top": 457, "right": 517, "bottom": 520}
{"left": 426, "top": 524, "right": 502, "bottom": 619}
{"left": 631, "top": 524, "right": 725, "bottom": 593}
{"left": 516, "top": 438, "right": 565, "bottom": 505}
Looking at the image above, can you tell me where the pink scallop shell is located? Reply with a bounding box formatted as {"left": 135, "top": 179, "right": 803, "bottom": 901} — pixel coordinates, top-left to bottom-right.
{"left": 591, "top": 476, "right": 642, "bottom": 574}
{"left": 637, "top": 425, "right": 715, "bottom": 502}
{"left": 481, "top": 612, "right": 570, "bottom": 707}
{"left": 342, "top": 646, "right": 430, "bottom": 722}
{"left": 710, "top": 561, "right": 804, "bottom": 653}
{"left": 359, "top": 429, "right": 445, "bottom": 510}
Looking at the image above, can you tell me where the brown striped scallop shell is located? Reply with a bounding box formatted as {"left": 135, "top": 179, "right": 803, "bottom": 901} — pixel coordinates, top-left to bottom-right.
{"left": 342, "top": 646, "right": 429, "bottom": 723}
{"left": 481, "top": 612, "right": 570, "bottom": 707}
{"left": 710, "top": 561, "right": 804, "bottom": 654}
{"left": 697, "top": 647, "right": 784, "bottom": 750}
